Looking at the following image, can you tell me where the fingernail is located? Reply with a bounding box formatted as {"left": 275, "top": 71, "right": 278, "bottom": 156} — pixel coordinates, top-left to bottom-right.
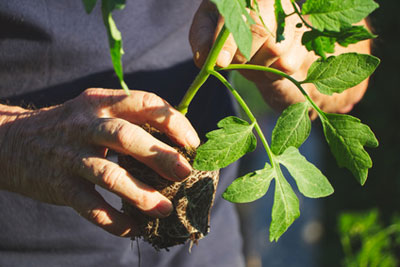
{"left": 217, "top": 50, "right": 231, "bottom": 67}
{"left": 185, "top": 130, "right": 200, "bottom": 148}
{"left": 156, "top": 200, "right": 173, "bottom": 217}
{"left": 174, "top": 158, "right": 192, "bottom": 181}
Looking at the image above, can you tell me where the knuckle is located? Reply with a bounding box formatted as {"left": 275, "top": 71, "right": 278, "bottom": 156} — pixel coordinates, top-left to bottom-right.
{"left": 138, "top": 92, "right": 171, "bottom": 122}
{"left": 80, "top": 88, "right": 101, "bottom": 101}
{"left": 140, "top": 92, "right": 165, "bottom": 110}
{"left": 251, "top": 23, "right": 269, "bottom": 40}
{"left": 114, "top": 121, "right": 136, "bottom": 151}
{"left": 100, "top": 163, "right": 124, "bottom": 191}
{"left": 276, "top": 58, "right": 298, "bottom": 75}
{"left": 78, "top": 88, "right": 103, "bottom": 109}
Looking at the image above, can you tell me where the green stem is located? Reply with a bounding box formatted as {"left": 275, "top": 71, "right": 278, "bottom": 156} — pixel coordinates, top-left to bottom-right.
{"left": 290, "top": 1, "right": 317, "bottom": 31}
{"left": 176, "top": 26, "right": 230, "bottom": 115}
{"left": 219, "top": 64, "right": 328, "bottom": 120}
{"left": 286, "top": 11, "right": 296, "bottom": 17}
{"left": 209, "top": 70, "right": 276, "bottom": 168}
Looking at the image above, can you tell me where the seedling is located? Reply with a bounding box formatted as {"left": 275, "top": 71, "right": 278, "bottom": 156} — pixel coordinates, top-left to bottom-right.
{"left": 82, "top": 0, "right": 380, "bottom": 242}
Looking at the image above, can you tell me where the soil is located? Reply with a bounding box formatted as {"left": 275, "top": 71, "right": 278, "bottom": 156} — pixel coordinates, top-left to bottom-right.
{"left": 118, "top": 125, "right": 220, "bottom": 250}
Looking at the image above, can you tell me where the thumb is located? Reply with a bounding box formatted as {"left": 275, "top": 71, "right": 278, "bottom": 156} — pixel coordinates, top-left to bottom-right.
{"left": 189, "top": 1, "right": 219, "bottom": 68}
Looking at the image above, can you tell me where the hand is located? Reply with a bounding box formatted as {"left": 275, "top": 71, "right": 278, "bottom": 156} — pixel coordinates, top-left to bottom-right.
{"left": 0, "top": 88, "right": 200, "bottom": 237}
{"left": 189, "top": 0, "right": 372, "bottom": 116}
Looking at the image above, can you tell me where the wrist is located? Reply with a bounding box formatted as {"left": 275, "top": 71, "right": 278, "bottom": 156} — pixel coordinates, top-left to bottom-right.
{"left": 0, "top": 104, "right": 32, "bottom": 190}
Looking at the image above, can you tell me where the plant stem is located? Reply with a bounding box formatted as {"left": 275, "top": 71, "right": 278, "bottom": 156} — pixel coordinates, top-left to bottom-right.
{"left": 176, "top": 26, "right": 230, "bottom": 115}
{"left": 219, "top": 64, "right": 328, "bottom": 120}
{"left": 209, "top": 70, "right": 276, "bottom": 168}
{"left": 290, "top": 1, "right": 316, "bottom": 31}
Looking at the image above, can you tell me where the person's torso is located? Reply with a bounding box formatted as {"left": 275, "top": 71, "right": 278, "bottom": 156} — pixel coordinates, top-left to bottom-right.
{"left": 0, "top": 0, "right": 200, "bottom": 98}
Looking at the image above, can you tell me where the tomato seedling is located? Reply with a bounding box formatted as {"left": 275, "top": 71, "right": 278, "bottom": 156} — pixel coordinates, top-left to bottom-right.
{"left": 83, "top": 0, "right": 380, "bottom": 243}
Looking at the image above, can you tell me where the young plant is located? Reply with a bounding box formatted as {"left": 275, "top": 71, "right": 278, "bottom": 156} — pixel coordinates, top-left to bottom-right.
{"left": 82, "top": 0, "right": 380, "bottom": 242}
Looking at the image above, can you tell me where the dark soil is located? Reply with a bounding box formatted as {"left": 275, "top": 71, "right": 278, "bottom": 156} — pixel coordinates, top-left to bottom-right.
{"left": 118, "top": 125, "right": 219, "bottom": 250}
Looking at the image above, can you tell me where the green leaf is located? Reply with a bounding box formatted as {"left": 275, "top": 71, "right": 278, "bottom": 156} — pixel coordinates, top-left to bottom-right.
{"left": 302, "top": 30, "right": 336, "bottom": 59}
{"left": 302, "top": 26, "right": 376, "bottom": 59}
{"left": 335, "top": 26, "right": 377, "bottom": 47}
{"left": 320, "top": 113, "right": 378, "bottom": 185}
{"left": 101, "top": 0, "right": 129, "bottom": 94}
{"left": 102, "top": 0, "right": 125, "bottom": 10}
{"left": 302, "top": 0, "right": 379, "bottom": 32}
{"left": 82, "top": 0, "right": 98, "bottom": 13}
{"left": 278, "top": 147, "right": 334, "bottom": 198}
{"left": 274, "top": 0, "right": 286, "bottom": 42}
{"left": 211, "top": 0, "right": 255, "bottom": 59}
{"left": 271, "top": 102, "right": 311, "bottom": 155}
{"left": 193, "top": 116, "right": 256, "bottom": 171}
{"left": 303, "top": 53, "right": 380, "bottom": 95}
{"left": 223, "top": 164, "right": 275, "bottom": 203}
{"left": 270, "top": 168, "right": 300, "bottom": 242}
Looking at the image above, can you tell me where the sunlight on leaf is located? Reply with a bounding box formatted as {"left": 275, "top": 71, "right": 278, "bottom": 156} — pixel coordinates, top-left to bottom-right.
{"left": 223, "top": 164, "right": 274, "bottom": 203}
{"left": 320, "top": 113, "right": 378, "bottom": 185}
{"left": 194, "top": 116, "right": 256, "bottom": 171}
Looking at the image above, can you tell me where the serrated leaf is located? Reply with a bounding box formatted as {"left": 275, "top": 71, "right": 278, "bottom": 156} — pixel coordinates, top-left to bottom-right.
{"left": 320, "top": 113, "right": 378, "bottom": 185}
{"left": 271, "top": 102, "right": 311, "bottom": 155}
{"left": 82, "top": 0, "right": 98, "bottom": 13}
{"left": 302, "top": 0, "right": 379, "bottom": 32}
{"left": 194, "top": 116, "right": 256, "bottom": 171}
{"left": 274, "top": 0, "right": 286, "bottom": 42}
{"left": 211, "top": 0, "right": 255, "bottom": 59}
{"left": 278, "top": 147, "right": 334, "bottom": 198}
{"left": 303, "top": 53, "right": 380, "bottom": 95}
{"left": 302, "top": 25, "right": 376, "bottom": 59}
{"left": 223, "top": 164, "right": 275, "bottom": 203}
{"left": 270, "top": 168, "right": 300, "bottom": 242}
{"left": 302, "top": 30, "right": 336, "bottom": 59}
{"left": 335, "top": 26, "right": 377, "bottom": 47}
{"left": 101, "top": 0, "right": 129, "bottom": 93}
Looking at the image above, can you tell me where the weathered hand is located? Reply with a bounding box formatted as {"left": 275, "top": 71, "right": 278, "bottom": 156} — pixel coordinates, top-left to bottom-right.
{"left": 0, "top": 88, "right": 200, "bottom": 237}
{"left": 190, "top": 0, "right": 372, "bottom": 115}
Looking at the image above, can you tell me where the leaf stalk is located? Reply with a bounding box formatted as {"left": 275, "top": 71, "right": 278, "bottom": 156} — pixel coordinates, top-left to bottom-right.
{"left": 219, "top": 64, "right": 327, "bottom": 120}
{"left": 209, "top": 70, "right": 276, "bottom": 168}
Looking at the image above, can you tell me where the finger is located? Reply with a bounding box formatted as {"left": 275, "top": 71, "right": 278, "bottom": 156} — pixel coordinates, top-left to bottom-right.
{"left": 89, "top": 118, "right": 192, "bottom": 181}
{"left": 230, "top": 5, "right": 278, "bottom": 65}
{"left": 249, "top": 23, "right": 296, "bottom": 69}
{"left": 245, "top": 0, "right": 298, "bottom": 67}
{"left": 189, "top": 0, "right": 219, "bottom": 68}
{"left": 81, "top": 89, "right": 200, "bottom": 148}
{"left": 65, "top": 183, "right": 136, "bottom": 237}
{"left": 214, "top": 16, "right": 238, "bottom": 68}
{"left": 76, "top": 156, "right": 174, "bottom": 218}
{"left": 268, "top": 22, "right": 309, "bottom": 77}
